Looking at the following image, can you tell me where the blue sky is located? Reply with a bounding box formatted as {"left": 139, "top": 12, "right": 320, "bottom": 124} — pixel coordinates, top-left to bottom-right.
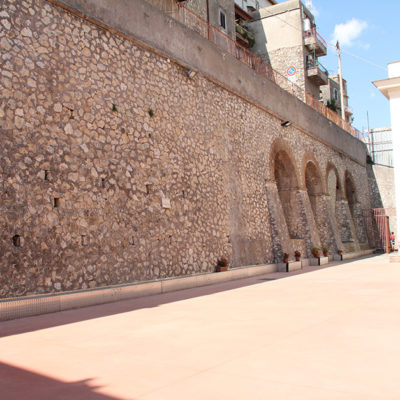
{"left": 304, "top": 0, "right": 399, "bottom": 133}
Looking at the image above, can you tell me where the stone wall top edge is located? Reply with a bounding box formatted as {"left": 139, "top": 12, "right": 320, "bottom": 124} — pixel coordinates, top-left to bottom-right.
{"left": 258, "top": 0, "right": 300, "bottom": 16}
{"left": 53, "top": 0, "right": 366, "bottom": 165}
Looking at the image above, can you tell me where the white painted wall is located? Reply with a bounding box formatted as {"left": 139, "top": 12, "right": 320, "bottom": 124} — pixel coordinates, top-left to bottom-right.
{"left": 234, "top": 0, "right": 274, "bottom": 12}
{"left": 381, "top": 61, "right": 400, "bottom": 247}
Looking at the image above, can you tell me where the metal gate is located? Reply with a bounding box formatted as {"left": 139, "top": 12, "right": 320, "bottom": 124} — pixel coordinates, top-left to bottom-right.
{"left": 363, "top": 208, "right": 396, "bottom": 253}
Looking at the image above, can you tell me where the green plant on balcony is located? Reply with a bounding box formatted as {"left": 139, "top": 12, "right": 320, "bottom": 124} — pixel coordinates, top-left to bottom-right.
{"left": 327, "top": 98, "right": 338, "bottom": 112}
{"left": 235, "top": 24, "right": 255, "bottom": 48}
{"left": 236, "top": 24, "right": 245, "bottom": 36}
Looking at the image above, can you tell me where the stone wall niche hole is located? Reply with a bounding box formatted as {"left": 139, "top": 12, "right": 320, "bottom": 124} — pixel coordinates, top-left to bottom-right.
{"left": 54, "top": 197, "right": 60, "bottom": 208}
{"left": 101, "top": 178, "right": 106, "bottom": 188}
{"left": 12, "top": 235, "right": 21, "bottom": 247}
{"left": 44, "top": 170, "right": 49, "bottom": 181}
{"left": 146, "top": 184, "right": 151, "bottom": 195}
{"left": 81, "top": 235, "right": 88, "bottom": 246}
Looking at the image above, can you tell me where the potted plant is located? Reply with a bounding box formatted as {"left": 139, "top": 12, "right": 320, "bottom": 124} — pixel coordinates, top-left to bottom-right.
{"left": 216, "top": 256, "right": 228, "bottom": 272}
{"left": 337, "top": 249, "right": 343, "bottom": 255}
{"left": 294, "top": 250, "right": 301, "bottom": 261}
{"left": 311, "top": 247, "right": 321, "bottom": 258}
{"left": 283, "top": 252, "right": 289, "bottom": 263}
{"left": 322, "top": 246, "right": 329, "bottom": 257}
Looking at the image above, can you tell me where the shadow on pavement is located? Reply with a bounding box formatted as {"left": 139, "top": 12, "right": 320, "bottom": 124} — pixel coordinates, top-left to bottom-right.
{"left": 0, "top": 361, "right": 124, "bottom": 400}
{"left": 0, "top": 254, "right": 382, "bottom": 338}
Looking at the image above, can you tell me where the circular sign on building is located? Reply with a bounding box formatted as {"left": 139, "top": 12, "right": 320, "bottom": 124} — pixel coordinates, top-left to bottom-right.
{"left": 286, "top": 66, "right": 297, "bottom": 76}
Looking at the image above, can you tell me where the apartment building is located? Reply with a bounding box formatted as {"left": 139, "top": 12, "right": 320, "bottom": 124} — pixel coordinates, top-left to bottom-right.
{"left": 320, "top": 74, "right": 354, "bottom": 123}
{"left": 248, "top": 0, "right": 328, "bottom": 98}
{"left": 234, "top": 0, "right": 276, "bottom": 13}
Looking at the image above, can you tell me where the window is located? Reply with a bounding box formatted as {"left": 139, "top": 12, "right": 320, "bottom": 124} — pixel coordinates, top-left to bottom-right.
{"left": 219, "top": 10, "right": 226, "bottom": 30}
{"left": 334, "top": 88, "right": 338, "bottom": 100}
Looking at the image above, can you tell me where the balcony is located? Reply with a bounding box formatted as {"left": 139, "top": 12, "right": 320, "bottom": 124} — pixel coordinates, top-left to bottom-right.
{"left": 304, "top": 28, "right": 327, "bottom": 57}
{"left": 345, "top": 105, "right": 353, "bottom": 117}
{"left": 306, "top": 60, "right": 328, "bottom": 86}
{"left": 235, "top": 24, "right": 255, "bottom": 48}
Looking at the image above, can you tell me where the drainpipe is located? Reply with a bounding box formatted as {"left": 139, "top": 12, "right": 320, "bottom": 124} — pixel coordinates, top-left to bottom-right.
{"left": 206, "top": 0, "right": 210, "bottom": 40}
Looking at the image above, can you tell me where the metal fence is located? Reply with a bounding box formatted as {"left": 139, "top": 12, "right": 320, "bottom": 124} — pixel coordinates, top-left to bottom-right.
{"left": 173, "top": 1, "right": 360, "bottom": 138}
{"left": 363, "top": 208, "right": 396, "bottom": 252}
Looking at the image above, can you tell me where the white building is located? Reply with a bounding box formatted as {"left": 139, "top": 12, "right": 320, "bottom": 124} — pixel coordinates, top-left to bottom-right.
{"left": 234, "top": 0, "right": 276, "bottom": 12}
{"left": 373, "top": 61, "right": 400, "bottom": 250}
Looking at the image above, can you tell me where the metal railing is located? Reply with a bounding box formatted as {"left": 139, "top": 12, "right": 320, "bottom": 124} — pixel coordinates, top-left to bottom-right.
{"left": 173, "top": 1, "right": 359, "bottom": 138}
{"left": 304, "top": 28, "right": 327, "bottom": 48}
{"left": 306, "top": 59, "right": 328, "bottom": 75}
{"left": 363, "top": 208, "right": 396, "bottom": 252}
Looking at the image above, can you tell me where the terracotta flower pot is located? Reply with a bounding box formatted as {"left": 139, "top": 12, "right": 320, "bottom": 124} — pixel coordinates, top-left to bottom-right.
{"left": 295, "top": 256, "right": 301, "bottom": 261}
{"left": 323, "top": 252, "right": 329, "bottom": 257}
{"left": 216, "top": 265, "right": 228, "bottom": 272}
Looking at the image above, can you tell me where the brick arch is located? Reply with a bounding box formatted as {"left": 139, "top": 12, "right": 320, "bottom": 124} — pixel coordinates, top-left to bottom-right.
{"left": 301, "top": 152, "right": 325, "bottom": 194}
{"left": 269, "top": 138, "right": 301, "bottom": 187}
{"left": 344, "top": 170, "right": 367, "bottom": 244}
{"left": 326, "top": 162, "right": 343, "bottom": 201}
{"left": 344, "top": 170, "right": 358, "bottom": 205}
{"left": 269, "top": 139, "right": 304, "bottom": 240}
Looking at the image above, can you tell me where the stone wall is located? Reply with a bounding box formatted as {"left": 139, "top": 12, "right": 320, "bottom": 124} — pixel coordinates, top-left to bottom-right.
{"left": 367, "top": 164, "right": 397, "bottom": 238}
{"left": 0, "top": 0, "right": 371, "bottom": 298}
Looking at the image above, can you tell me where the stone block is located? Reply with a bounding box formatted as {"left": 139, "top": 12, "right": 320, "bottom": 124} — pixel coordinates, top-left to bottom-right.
{"left": 310, "top": 256, "right": 329, "bottom": 266}
{"left": 278, "top": 261, "right": 302, "bottom": 272}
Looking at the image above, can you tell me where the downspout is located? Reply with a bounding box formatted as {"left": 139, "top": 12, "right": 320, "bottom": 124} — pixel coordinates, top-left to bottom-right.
{"left": 206, "top": 0, "right": 210, "bottom": 40}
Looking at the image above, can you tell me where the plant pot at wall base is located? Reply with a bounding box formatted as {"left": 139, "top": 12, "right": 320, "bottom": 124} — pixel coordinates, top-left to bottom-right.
{"left": 294, "top": 250, "right": 301, "bottom": 262}
{"left": 311, "top": 247, "right": 321, "bottom": 258}
{"left": 322, "top": 246, "right": 329, "bottom": 257}
{"left": 283, "top": 252, "right": 289, "bottom": 263}
{"left": 323, "top": 252, "right": 329, "bottom": 257}
{"left": 295, "top": 256, "right": 301, "bottom": 261}
{"left": 216, "top": 256, "right": 229, "bottom": 272}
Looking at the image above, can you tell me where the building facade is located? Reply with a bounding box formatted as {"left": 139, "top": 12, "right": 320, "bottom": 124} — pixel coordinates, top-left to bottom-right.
{"left": 373, "top": 61, "right": 400, "bottom": 249}
{"left": 320, "top": 75, "right": 353, "bottom": 124}
{"left": 248, "top": 0, "right": 328, "bottom": 98}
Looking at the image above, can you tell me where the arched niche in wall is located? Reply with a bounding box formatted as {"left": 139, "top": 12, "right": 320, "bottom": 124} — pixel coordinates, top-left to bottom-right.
{"left": 273, "top": 149, "right": 302, "bottom": 239}
{"left": 326, "top": 163, "right": 351, "bottom": 244}
{"left": 344, "top": 170, "right": 367, "bottom": 244}
{"left": 345, "top": 171, "right": 357, "bottom": 219}
{"left": 326, "top": 163, "right": 342, "bottom": 214}
{"left": 305, "top": 160, "right": 324, "bottom": 216}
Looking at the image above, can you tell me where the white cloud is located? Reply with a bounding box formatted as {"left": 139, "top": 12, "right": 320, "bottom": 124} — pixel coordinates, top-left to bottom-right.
{"left": 332, "top": 18, "right": 368, "bottom": 47}
{"left": 305, "top": 0, "right": 319, "bottom": 17}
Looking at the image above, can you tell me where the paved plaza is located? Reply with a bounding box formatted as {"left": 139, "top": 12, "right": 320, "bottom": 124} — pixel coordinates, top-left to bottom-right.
{"left": 1, "top": 254, "right": 400, "bottom": 399}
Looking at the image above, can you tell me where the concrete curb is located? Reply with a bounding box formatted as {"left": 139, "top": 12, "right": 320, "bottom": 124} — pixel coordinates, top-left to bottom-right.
{"left": 0, "top": 263, "right": 277, "bottom": 321}
{"left": 0, "top": 250, "right": 376, "bottom": 321}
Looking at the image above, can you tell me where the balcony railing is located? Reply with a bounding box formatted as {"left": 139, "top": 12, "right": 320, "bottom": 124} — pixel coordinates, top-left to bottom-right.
{"left": 306, "top": 59, "right": 328, "bottom": 85}
{"left": 306, "top": 59, "right": 328, "bottom": 74}
{"left": 304, "top": 28, "right": 327, "bottom": 56}
{"left": 235, "top": 24, "right": 255, "bottom": 48}
{"left": 171, "top": 1, "right": 358, "bottom": 138}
